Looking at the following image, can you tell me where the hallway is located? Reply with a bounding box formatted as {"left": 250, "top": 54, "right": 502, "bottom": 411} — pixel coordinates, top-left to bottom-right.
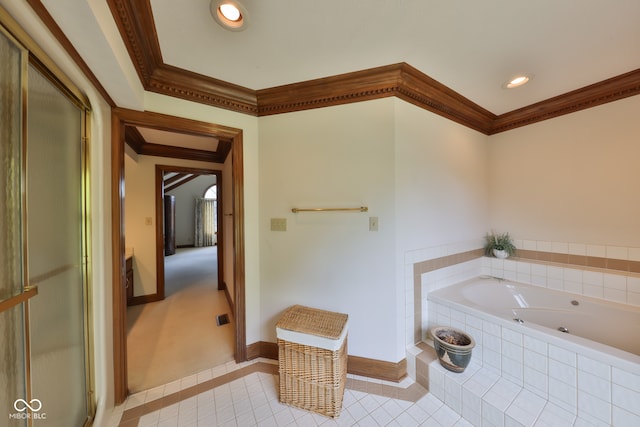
{"left": 127, "top": 246, "right": 234, "bottom": 392}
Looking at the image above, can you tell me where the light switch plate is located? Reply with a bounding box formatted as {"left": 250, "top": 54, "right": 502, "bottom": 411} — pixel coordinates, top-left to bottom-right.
{"left": 271, "top": 218, "right": 287, "bottom": 231}
{"left": 369, "top": 216, "right": 378, "bottom": 231}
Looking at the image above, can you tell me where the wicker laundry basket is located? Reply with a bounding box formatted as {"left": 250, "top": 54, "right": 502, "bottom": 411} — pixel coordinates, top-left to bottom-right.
{"left": 276, "top": 305, "right": 349, "bottom": 418}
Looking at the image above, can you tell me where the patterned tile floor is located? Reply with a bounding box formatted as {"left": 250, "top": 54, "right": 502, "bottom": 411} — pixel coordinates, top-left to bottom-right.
{"left": 105, "top": 359, "right": 472, "bottom": 427}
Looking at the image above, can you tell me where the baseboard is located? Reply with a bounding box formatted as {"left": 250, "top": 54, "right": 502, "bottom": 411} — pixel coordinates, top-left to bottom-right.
{"left": 248, "top": 341, "right": 407, "bottom": 383}
{"left": 127, "top": 293, "right": 163, "bottom": 306}
{"left": 347, "top": 354, "right": 407, "bottom": 382}
{"left": 221, "top": 281, "right": 234, "bottom": 316}
{"left": 247, "top": 341, "right": 278, "bottom": 361}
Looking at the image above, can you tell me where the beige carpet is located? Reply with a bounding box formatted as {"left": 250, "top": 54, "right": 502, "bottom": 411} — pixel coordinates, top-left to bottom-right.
{"left": 126, "top": 246, "right": 234, "bottom": 393}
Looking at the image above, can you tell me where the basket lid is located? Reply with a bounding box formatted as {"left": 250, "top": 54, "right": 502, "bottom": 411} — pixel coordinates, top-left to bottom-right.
{"left": 276, "top": 305, "right": 348, "bottom": 339}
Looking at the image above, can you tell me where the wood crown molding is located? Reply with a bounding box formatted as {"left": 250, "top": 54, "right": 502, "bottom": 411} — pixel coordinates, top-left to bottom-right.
{"left": 31, "top": 0, "right": 640, "bottom": 134}
{"left": 489, "top": 68, "right": 640, "bottom": 134}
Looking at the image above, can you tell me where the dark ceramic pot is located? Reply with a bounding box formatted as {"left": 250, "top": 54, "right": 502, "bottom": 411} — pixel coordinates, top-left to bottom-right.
{"left": 431, "top": 326, "right": 475, "bottom": 373}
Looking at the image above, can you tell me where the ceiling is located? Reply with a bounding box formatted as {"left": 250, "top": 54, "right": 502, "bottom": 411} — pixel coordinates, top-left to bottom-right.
{"left": 18, "top": 0, "right": 640, "bottom": 133}
{"left": 149, "top": 0, "right": 640, "bottom": 115}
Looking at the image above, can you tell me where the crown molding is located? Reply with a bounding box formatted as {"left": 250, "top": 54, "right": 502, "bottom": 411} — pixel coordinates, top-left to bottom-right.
{"left": 257, "top": 63, "right": 497, "bottom": 134}
{"left": 29, "top": 0, "right": 640, "bottom": 135}
{"left": 490, "top": 68, "right": 640, "bottom": 134}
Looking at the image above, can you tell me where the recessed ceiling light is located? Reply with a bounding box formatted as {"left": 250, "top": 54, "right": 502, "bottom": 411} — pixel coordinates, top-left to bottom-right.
{"left": 211, "top": 0, "right": 248, "bottom": 31}
{"left": 502, "top": 73, "right": 534, "bottom": 89}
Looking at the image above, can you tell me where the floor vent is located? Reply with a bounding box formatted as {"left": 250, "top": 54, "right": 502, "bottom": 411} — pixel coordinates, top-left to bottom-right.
{"left": 216, "top": 313, "right": 230, "bottom": 326}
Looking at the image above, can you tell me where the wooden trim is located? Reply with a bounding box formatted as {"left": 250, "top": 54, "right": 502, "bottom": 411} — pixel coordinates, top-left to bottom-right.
{"left": 112, "top": 107, "right": 246, "bottom": 404}
{"left": 232, "top": 130, "right": 247, "bottom": 362}
{"left": 123, "top": 126, "right": 145, "bottom": 153}
{"left": 106, "top": 0, "right": 161, "bottom": 85}
{"left": 347, "top": 355, "right": 407, "bottom": 383}
{"left": 397, "top": 63, "right": 496, "bottom": 134}
{"left": 148, "top": 64, "right": 258, "bottom": 115}
{"left": 251, "top": 341, "right": 407, "bottom": 383}
{"left": 26, "top": 0, "right": 114, "bottom": 106}
{"left": 490, "top": 68, "right": 640, "bottom": 134}
{"left": 164, "top": 172, "right": 190, "bottom": 186}
{"left": 256, "top": 63, "right": 401, "bottom": 115}
{"left": 221, "top": 282, "right": 233, "bottom": 316}
{"left": 164, "top": 174, "right": 199, "bottom": 193}
{"left": 107, "top": 0, "right": 257, "bottom": 114}
{"left": 125, "top": 124, "right": 232, "bottom": 163}
{"left": 106, "top": 0, "right": 640, "bottom": 135}
{"left": 140, "top": 143, "right": 222, "bottom": 163}
{"left": 248, "top": 341, "right": 279, "bottom": 361}
{"left": 111, "top": 110, "right": 127, "bottom": 404}
{"left": 126, "top": 293, "right": 162, "bottom": 306}
{"left": 28, "top": 0, "right": 640, "bottom": 136}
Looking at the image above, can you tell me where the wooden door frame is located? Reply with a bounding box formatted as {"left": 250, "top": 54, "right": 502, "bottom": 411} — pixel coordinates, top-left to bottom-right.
{"left": 155, "top": 165, "right": 224, "bottom": 299}
{"left": 111, "top": 108, "right": 246, "bottom": 403}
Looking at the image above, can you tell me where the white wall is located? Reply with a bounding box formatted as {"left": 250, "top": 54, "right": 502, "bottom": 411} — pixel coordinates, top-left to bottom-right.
{"left": 395, "top": 100, "right": 489, "bottom": 250}
{"left": 487, "top": 95, "right": 640, "bottom": 247}
{"left": 259, "top": 99, "right": 398, "bottom": 361}
{"left": 394, "top": 99, "right": 490, "bottom": 351}
{"left": 258, "top": 99, "right": 491, "bottom": 363}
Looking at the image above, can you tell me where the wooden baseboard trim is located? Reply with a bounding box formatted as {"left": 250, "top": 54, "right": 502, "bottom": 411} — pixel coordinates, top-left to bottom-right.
{"left": 221, "top": 281, "right": 234, "bottom": 316}
{"left": 127, "top": 293, "right": 163, "bottom": 306}
{"left": 248, "top": 341, "right": 407, "bottom": 383}
{"left": 247, "top": 341, "right": 277, "bottom": 361}
{"left": 348, "top": 354, "right": 407, "bottom": 383}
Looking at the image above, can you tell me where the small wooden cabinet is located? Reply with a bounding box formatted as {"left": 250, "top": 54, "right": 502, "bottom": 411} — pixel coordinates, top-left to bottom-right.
{"left": 126, "top": 256, "right": 134, "bottom": 305}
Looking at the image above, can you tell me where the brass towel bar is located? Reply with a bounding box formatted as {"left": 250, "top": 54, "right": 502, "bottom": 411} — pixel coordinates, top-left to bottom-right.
{"left": 291, "top": 206, "right": 368, "bottom": 213}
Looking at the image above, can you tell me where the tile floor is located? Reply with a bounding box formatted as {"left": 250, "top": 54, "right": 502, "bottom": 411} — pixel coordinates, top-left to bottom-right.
{"left": 105, "top": 359, "right": 472, "bottom": 427}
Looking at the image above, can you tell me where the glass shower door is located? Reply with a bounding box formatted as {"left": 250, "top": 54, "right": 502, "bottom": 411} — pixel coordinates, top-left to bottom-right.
{"left": 26, "top": 63, "right": 89, "bottom": 427}
{"left": 0, "top": 25, "right": 28, "bottom": 427}
{"left": 0, "top": 17, "right": 91, "bottom": 426}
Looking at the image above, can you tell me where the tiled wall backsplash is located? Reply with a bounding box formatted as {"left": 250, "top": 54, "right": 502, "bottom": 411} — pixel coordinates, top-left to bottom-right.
{"left": 405, "top": 240, "right": 640, "bottom": 348}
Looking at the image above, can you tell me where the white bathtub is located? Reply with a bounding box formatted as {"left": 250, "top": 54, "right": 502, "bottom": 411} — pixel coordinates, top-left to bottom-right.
{"left": 426, "top": 276, "right": 640, "bottom": 423}
{"left": 428, "top": 275, "right": 640, "bottom": 370}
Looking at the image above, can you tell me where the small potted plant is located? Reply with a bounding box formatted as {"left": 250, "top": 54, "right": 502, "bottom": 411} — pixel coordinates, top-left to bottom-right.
{"left": 484, "top": 231, "right": 516, "bottom": 259}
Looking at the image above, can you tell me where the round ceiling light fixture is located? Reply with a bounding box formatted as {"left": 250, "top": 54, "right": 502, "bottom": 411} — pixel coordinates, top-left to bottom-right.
{"left": 211, "top": 0, "right": 248, "bottom": 31}
{"left": 502, "top": 73, "right": 534, "bottom": 89}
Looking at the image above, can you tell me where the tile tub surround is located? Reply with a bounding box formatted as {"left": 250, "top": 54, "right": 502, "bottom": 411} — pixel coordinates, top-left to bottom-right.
{"left": 426, "top": 296, "right": 640, "bottom": 426}
{"left": 406, "top": 241, "right": 640, "bottom": 354}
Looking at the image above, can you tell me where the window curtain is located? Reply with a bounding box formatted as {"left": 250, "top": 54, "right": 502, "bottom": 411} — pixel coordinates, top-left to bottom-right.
{"left": 194, "top": 198, "right": 216, "bottom": 246}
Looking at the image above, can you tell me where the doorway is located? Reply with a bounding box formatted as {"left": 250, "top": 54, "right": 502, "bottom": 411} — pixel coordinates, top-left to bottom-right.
{"left": 126, "top": 166, "right": 232, "bottom": 392}
{"left": 111, "top": 108, "right": 246, "bottom": 403}
{"left": 155, "top": 166, "right": 225, "bottom": 300}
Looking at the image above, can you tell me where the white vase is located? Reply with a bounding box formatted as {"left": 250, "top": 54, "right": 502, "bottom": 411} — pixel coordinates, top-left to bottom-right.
{"left": 493, "top": 248, "right": 509, "bottom": 259}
